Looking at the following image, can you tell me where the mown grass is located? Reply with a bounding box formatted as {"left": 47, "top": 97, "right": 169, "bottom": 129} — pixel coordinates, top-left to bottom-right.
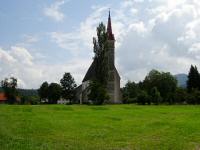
{"left": 0, "top": 105, "right": 200, "bottom": 150}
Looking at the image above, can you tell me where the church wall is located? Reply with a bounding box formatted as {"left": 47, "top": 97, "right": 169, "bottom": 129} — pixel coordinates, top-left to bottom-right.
{"left": 114, "top": 70, "right": 122, "bottom": 103}
{"left": 81, "top": 81, "right": 90, "bottom": 103}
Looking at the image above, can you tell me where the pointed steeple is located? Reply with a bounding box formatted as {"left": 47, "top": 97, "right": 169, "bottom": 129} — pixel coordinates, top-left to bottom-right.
{"left": 107, "top": 10, "right": 115, "bottom": 40}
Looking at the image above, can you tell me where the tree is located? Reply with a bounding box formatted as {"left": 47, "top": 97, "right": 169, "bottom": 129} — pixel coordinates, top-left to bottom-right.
{"left": 60, "top": 72, "right": 77, "bottom": 104}
{"left": 187, "top": 65, "right": 200, "bottom": 92}
{"left": 186, "top": 89, "right": 200, "bottom": 104}
{"left": 88, "top": 23, "right": 109, "bottom": 104}
{"left": 38, "top": 82, "right": 49, "bottom": 102}
{"left": 173, "top": 88, "right": 187, "bottom": 104}
{"left": 88, "top": 80, "right": 109, "bottom": 105}
{"left": 122, "top": 81, "right": 138, "bottom": 103}
{"left": 1, "top": 77, "right": 18, "bottom": 104}
{"left": 137, "top": 90, "right": 150, "bottom": 105}
{"left": 93, "top": 22, "right": 109, "bottom": 87}
{"left": 21, "top": 95, "right": 40, "bottom": 105}
{"left": 143, "top": 69, "right": 177, "bottom": 102}
{"left": 150, "top": 87, "right": 162, "bottom": 105}
{"left": 48, "top": 83, "right": 62, "bottom": 104}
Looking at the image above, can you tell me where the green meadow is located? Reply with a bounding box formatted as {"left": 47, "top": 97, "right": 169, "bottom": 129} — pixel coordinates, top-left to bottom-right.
{"left": 0, "top": 105, "right": 200, "bottom": 150}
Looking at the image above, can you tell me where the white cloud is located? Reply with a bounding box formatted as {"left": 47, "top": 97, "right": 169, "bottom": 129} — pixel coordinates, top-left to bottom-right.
{"left": 0, "top": 46, "right": 91, "bottom": 89}
{"left": 50, "top": 6, "right": 109, "bottom": 57}
{"left": 49, "top": 1, "right": 200, "bottom": 86}
{"left": 189, "top": 43, "right": 200, "bottom": 54}
{"left": 4, "top": 0, "right": 200, "bottom": 88}
{"left": 113, "top": 0, "right": 200, "bottom": 85}
{"left": 44, "top": 0, "right": 65, "bottom": 22}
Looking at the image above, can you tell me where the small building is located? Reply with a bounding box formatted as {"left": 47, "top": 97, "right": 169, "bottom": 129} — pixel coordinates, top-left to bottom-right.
{"left": 0, "top": 92, "right": 7, "bottom": 104}
{"left": 0, "top": 92, "right": 21, "bottom": 104}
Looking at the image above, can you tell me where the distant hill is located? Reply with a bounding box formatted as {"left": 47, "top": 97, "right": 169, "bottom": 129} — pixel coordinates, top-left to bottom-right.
{"left": 17, "top": 89, "right": 38, "bottom": 97}
{"left": 0, "top": 88, "right": 38, "bottom": 97}
{"left": 175, "top": 74, "right": 188, "bottom": 88}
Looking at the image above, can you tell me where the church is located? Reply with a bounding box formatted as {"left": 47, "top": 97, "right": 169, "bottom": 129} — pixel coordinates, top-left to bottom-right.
{"left": 76, "top": 11, "right": 121, "bottom": 104}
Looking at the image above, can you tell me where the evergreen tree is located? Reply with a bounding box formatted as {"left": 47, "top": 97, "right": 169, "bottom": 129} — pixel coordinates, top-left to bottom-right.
{"left": 60, "top": 72, "right": 77, "bottom": 104}
{"left": 187, "top": 65, "right": 200, "bottom": 92}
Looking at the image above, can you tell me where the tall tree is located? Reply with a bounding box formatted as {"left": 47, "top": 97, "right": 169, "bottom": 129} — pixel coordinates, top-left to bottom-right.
{"left": 88, "top": 23, "right": 110, "bottom": 104}
{"left": 60, "top": 72, "right": 77, "bottom": 104}
{"left": 38, "top": 82, "right": 49, "bottom": 102}
{"left": 187, "top": 65, "right": 200, "bottom": 92}
{"left": 1, "top": 77, "right": 18, "bottom": 104}
{"left": 93, "top": 22, "right": 109, "bottom": 87}
{"left": 48, "top": 83, "right": 62, "bottom": 104}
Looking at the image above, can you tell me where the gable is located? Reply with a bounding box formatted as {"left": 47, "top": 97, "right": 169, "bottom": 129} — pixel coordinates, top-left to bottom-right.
{"left": 114, "top": 66, "right": 120, "bottom": 80}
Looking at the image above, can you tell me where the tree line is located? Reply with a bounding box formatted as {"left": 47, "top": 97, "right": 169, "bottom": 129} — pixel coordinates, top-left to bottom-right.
{"left": 122, "top": 65, "right": 200, "bottom": 105}
{"left": 38, "top": 72, "right": 77, "bottom": 104}
{"left": 1, "top": 65, "right": 200, "bottom": 105}
{"left": 0, "top": 72, "right": 77, "bottom": 105}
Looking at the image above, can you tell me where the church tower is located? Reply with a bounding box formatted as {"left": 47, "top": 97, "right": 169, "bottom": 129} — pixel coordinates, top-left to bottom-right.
{"left": 107, "top": 10, "right": 115, "bottom": 70}
{"left": 106, "top": 11, "right": 121, "bottom": 103}
{"left": 78, "top": 11, "right": 121, "bottom": 104}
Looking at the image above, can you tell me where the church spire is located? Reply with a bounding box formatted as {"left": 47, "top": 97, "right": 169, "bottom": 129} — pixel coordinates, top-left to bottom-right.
{"left": 107, "top": 10, "right": 115, "bottom": 40}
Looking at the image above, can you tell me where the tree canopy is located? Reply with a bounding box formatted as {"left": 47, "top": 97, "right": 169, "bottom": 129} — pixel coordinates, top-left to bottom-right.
{"left": 38, "top": 81, "right": 49, "bottom": 101}
{"left": 93, "top": 22, "right": 109, "bottom": 87}
{"left": 143, "top": 69, "right": 177, "bottom": 101}
{"left": 48, "top": 83, "right": 62, "bottom": 104}
{"left": 60, "top": 72, "right": 77, "bottom": 103}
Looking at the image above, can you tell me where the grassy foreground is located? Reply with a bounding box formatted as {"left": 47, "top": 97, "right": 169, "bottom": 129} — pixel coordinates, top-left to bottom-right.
{"left": 0, "top": 105, "right": 200, "bottom": 150}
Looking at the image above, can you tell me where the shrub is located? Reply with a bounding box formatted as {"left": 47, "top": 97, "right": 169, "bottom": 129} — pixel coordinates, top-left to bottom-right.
{"left": 173, "top": 88, "right": 187, "bottom": 104}
{"left": 137, "top": 90, "right": 150, "bottom": 105}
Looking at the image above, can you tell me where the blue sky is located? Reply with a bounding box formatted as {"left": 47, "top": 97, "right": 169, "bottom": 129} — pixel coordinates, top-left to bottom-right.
{"left": 0, "top": 0, "right": 200, "bottom": 88}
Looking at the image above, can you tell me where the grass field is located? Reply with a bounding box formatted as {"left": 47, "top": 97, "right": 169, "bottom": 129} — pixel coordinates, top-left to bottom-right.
{"left": 0, "top": 105, "right": 200, "bottom": 150}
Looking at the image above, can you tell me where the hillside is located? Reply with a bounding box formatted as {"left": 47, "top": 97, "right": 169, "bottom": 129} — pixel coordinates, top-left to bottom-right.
{"left": 17, "top": 89, "right": 38, "bottom": 96}
{"left": 175, "top": 74, "right": 188, "bottom": 88}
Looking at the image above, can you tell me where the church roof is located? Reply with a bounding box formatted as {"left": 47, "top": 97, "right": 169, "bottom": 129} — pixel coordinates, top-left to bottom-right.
{"left": 82, "top": 60, "right": 96, "bottom": 82}
{"left": 82, "top": 59, "right": 120, "bottom": 83}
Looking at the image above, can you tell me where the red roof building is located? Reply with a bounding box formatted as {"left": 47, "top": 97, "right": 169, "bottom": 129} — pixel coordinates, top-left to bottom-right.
{"left": 0, "top": 92, "right": 7, "bottom": 103}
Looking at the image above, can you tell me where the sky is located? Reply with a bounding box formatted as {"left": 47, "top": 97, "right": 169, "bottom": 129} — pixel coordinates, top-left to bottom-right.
{"left": 0, "top": 0, "right": 200, "bottom": 89}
